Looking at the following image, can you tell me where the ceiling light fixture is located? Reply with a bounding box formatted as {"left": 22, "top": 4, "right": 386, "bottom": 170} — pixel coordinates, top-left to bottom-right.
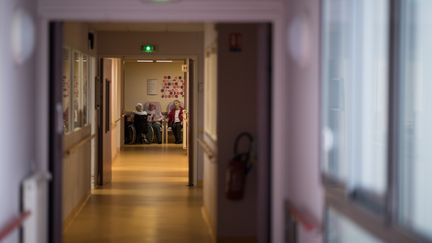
{"left": 137, "top": 60, "right": 154, "bottom": 63}
{"left": 156, "top": 60, "right": 173, "bottom": 63}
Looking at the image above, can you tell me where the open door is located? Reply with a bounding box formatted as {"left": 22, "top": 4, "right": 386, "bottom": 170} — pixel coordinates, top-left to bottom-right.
{"left": 97, "top": 58, "right": 112, "bottom": 185}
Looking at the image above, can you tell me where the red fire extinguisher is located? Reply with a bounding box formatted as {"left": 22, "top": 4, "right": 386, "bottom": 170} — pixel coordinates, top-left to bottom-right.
{"left": 225, "top": 132, "right": 254, "bottom": 200}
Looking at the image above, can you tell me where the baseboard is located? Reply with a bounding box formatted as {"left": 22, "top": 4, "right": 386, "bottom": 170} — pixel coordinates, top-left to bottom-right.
{"left": 63, "top": 192, "right": 91, "bottom": 233}
{"left": 201, "top": 206, "right": 216, "bottom": 243}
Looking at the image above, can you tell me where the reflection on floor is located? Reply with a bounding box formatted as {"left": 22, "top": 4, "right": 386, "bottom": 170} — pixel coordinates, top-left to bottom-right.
{"left": 63, "top": 144, "right": 213, "bottom": 243}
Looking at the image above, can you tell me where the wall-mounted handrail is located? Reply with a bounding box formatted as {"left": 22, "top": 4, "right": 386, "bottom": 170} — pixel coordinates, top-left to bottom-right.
{"left": 286, "top": 201, "right": 321, "bottom": 232}
{"left": 197, "top": 138, "right": 216, "bottom": 162}
{"left": 0, "top": 211, "right": 31, "bottom": 241}
{"left": 64, "top": 134, "right": 96, "bottom": 156}
{"left": 112, "top": 117, "right": 122, "bottom": 127}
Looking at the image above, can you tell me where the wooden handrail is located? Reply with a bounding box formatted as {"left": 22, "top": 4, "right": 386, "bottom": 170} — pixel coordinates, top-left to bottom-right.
{"left": 197, "top": 138, "right": 216, "bottom": 162}
{"left": 64, "top": 134, "right": 96, "bottom": 156}
{"left": 112, "top": 117, "right": 122, "bottom": 125}
{"left": 286, "top": 201, "right": 321, "bottom": 232}
{"left": 0, "top": 211, "right": 31, "bottom": 241}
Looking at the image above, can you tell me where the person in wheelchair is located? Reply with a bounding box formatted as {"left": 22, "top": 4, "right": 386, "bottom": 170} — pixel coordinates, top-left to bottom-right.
{"left": 146, "top": 103, "right": 163, "bottom": 144}
{"left": 133, "top": 103, "right": 150, "bottom": 144}
{"left": 167, "top": 100, "right": 184, "bottom": 144}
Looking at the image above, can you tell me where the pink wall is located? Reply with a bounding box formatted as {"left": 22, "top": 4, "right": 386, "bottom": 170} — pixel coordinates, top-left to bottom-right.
{"left": 0, "top": 0, "right": 37, "bottom": 242}
{"left": 285, "top": 0, "right": 324, "bottom": 242}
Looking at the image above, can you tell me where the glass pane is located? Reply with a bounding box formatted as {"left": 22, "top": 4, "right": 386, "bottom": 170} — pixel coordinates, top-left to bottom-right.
{"left": 72, "top": 51, "right": 82, "bottom": 130}
{"left": 82, "top": 54, "right": 89, "bottom": 126}
{"left": 63, "top": 48, "right": 71, "bottom": 133}
{"left": 398, "top": 0, "right": 432, "bottom": 239}
{"left": 321, "top": 0, "right": 389, "bottom": 195}
{"left": 326, "top": 208, "right": 384, "bottom": 243}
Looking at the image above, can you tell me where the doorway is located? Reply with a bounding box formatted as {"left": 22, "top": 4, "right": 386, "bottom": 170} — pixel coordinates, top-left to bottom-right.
{"left": 49, "top": 21, "right": 273, "bottom": 243}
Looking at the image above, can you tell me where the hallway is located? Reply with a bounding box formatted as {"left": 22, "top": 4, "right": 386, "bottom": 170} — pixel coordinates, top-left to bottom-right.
{"left": 63, "top": 145, "right": 213, "bottom": 243}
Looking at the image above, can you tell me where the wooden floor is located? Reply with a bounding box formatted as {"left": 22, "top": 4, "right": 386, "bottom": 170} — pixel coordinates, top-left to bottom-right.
{"left": 63, "top": 145, "right": 213, "bottom": 243}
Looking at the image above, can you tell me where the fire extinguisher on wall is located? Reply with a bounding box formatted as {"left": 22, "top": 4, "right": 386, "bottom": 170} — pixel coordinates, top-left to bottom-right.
{"left": 225, "top": 132, "right": 254, "bottom": 200}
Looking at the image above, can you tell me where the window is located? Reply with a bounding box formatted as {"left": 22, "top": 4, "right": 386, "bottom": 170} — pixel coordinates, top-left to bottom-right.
{"left": 321, "top": 0, "right": 389, "bottom": 196}
{"left": 326, "top": 209, "right": 384, "bottom": 243}
{"left": 82, "top": 54, "right": 89, "bottom": 126}
{"left": 321, "top": 0, "right": 432, "bottom": 242}
{"left": 398, "top": 0, "right": 432, "bottom": 239}
{"left": 63, "top": 48, "right": 71, "bottom": 133}
{"left": 63, "top": 47, "right": 92, "bottom": 134}
{"left": 72, "top": 51, "right": 82, "bottom": 130}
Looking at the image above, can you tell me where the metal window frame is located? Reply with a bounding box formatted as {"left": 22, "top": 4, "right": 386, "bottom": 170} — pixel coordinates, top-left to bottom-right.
{"left": 320, "top": 0, "right": 432, "bottom": 242}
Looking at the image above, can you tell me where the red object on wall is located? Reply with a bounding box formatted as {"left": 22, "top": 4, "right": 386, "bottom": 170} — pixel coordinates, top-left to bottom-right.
{"left": 229, "top": 33, "right": 242, "bottom": 52}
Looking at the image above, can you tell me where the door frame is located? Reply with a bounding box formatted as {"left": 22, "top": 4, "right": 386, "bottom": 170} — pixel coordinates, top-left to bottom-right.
{"left": 39, "top": 2, "right": 287, "bottom": 242}
{"left": 48, "top": 22, "right": 64, "bottom": 243}
{"left": 120, "top": 55, "right": 199, "bottom": 186}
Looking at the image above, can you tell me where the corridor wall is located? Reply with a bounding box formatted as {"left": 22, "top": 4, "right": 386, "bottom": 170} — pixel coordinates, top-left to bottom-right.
{"left": 202, "top": 23, "right": 218, "bottom": 237}
{"left": 62, "top": 22, "right": 97, "bottom": 223}
{"left": 110, "top": 58, "right": 122, "bottom": 161}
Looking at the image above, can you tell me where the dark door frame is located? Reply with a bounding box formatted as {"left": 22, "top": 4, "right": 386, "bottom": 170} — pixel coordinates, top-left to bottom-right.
{"left": 257, "top": 23, "right": 272, "bottom": 243}
{"left": 188, "top": 58, "right": 195, "bottom": 186}
{"left": 48, "top": 22, "right": 64, "bottom": 243}
{"left": 96, "top": 59, "right": 104, "bottom": 186}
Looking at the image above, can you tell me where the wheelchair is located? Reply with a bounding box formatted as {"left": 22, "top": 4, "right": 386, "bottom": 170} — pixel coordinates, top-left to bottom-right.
{"left": 126, "top": 123, "right": 155, "bottom": 144}
{"left": 124, "top": 112, "right": 155, "bottom": 144}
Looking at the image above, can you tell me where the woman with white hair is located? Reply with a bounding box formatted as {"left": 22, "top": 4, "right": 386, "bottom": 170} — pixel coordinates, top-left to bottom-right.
{"left": 133, "top": 103, "right": 149, "bottom": 144}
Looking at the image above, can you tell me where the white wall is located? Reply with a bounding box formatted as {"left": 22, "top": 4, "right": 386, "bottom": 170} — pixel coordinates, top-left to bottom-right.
{"left": 124, "top": 62, "right": 185, "bottom": 112}
{"left": 111, "top": 58, "right": 122, "bottom": 160}
{"left": 202, "top": 23, "right": 219, "bottom": 236}
{"left": 0, "top": 1, "right": 37, "bottom": 242}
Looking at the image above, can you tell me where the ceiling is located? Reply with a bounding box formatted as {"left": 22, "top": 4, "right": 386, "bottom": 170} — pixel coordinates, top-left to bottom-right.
{"left": 88, "top": 22, "right": 204, "bottom": 32}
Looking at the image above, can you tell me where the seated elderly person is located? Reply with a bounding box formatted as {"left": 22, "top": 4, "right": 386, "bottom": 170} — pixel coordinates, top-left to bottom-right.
{"left": 167, "top": 100, "right": 184, "bottom": 144}
{"left": 133, "top": 103, "right": 149, "bottom": 144}
{"left": 146, "top": 103, "right": 164, "bottom": 144}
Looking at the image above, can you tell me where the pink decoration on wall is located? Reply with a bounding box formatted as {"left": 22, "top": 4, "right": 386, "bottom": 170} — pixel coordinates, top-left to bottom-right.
{"left": 161, "top": 74, "right": 185, "bottom": 99}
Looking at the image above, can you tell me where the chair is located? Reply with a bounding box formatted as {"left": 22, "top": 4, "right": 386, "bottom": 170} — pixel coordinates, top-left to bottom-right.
{"left": 143, "top": 102, "right": 164, "bottom": 143}
{"left": 165, "top": 101, "right": 184, "bottom": 144}
{"left": 166, "top": 101, "right": 184, "bottom": 114}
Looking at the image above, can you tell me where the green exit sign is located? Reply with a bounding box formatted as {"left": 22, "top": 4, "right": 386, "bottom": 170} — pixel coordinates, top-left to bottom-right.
{"left": 141, "top": 44, "right": 155, "bottom": 53}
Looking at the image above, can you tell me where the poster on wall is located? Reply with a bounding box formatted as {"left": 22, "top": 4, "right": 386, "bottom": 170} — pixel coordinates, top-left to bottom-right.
{"left": 160, "top": 75, "right": 185, "bottom": 99}
{"left": 147, "top": 79, "right": 158, "bottom": 95}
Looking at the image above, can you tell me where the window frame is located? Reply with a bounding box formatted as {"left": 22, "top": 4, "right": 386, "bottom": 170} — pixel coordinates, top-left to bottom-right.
{"left": 63, "top": 46, "right": 93, "bottom": 134}
{"left": 63, "top": 46, "right": 72, "bottom": 134}
{"left": 320, "top": 0, "right": 432, "bottom": 242}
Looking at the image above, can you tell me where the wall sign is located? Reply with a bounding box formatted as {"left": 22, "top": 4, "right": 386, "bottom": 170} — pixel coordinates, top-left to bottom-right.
{"left": 147, "top": 79, "right": 158, "bottom": 95}
{"left": 182, "top": 64, "right": 188, "bottom": 72}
